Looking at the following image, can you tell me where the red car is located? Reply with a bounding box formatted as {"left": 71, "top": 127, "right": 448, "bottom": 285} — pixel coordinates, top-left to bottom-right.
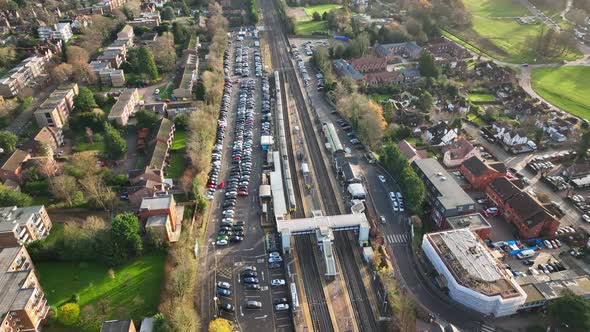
{"left": 238, "top": 190, "right": 249, "bottom": 196}
{"left": 207, "top": 183, "right": 217, "bottom": 189}
{"left": 482, "top": 210, "right": 490, "bottom": 218}
{"left": 163, "top": 98, "right": 171, "bottom": 103}
{"left": 219, "top": 181, "right": 225, "bottom": 189}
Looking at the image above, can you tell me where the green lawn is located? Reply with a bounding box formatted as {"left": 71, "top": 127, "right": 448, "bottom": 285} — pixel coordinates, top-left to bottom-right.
{"left": 467, "top": 113, "right": 487, "bottom": 126}
{"left": 36, "top": 254, "right": 165, "bottom": 322}
{"left": 468, "top": 93, "right": 495, "bottom": 102}
{"left": 73, "top": 140, "right": 105, "bottom": 153}
{"left": 368, "top": 94, "right": 390, "bottom": 103}
{"left": 167, "top": 153, "right": 186, "bottom": 178}
{"left": 449, "top": 0, "right": 582, "bottom": 63}
{"left": 158, "top": 84, "right": 174, "bottom": 100}
{"left": 171, "top": 130, "right": 186, "bottom": 150}
{"left": 531, "top": 66, "right": 590, "bottom": 120}
{"left": 291, "top": 4, "right": 342, "bottom": 35}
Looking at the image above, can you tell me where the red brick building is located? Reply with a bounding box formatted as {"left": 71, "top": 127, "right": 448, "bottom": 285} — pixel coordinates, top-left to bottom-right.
{"left": 486, "top": 177, "right": 559, "bottom": 239}
{"left": 460, "top": 156, "right": 506, "bottom": 191}
{"left": 365, "top": 71, "right": 404, "bottom": 86}
{"left": 348, "top": 57, "right": 387, "bottom": 73}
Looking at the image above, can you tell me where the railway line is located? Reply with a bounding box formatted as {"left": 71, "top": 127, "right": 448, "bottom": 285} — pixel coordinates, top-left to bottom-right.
{"left": 262, "top": 0, "right": 379, "bottom": 330}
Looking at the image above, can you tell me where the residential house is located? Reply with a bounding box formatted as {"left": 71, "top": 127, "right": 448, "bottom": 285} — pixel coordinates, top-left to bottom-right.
{"left": 502, "top": 129, "right": 528, "bottom": 147}
{"left": 108, "top": 88, "right": 140, "bottom": 126}
{"left": 460, "top": 156, "right": 507, "bottom": 191}
{"left": 71, "top": 15, "right": 92, "bottom": 33}
{"left": 348, "top": 57, "right": 387, "bottom": 73}
{"left": 374, "top": 42, "right": 422, "bottom": 61}
{"left": 142, "top": 102, "right": 167, "bottom": 115}
{"left": 146, "top": 118, "right": 175, "bottom": 176}
{"left": 332, "top": 59, "right": 364, "bottom": 81}
{"left": 397, "top": 139, "right": 427, "bottom": 163}
{"left": 91, "top": 61, "right": 126, "bottom": 87}
{"left": 100, "top": 320, "right": 136, "bottom": 332}
{"left": 0, "top": 150, "right": 30, "bottom": 183}
{"left": 413, "top": 158, "right": 476, "bottom": 227}
{"left": 129, "top": 167, "right": 166, "bottom": 185}
{"left": 0, "top": 56, "right": 49, "bottom": 97}
{"left": 0, "top": 245, "right": 50, "bottom": 332}
{"left": 78, "top": 0, "right": 126, "bottom": 15}
{"left": 0, "top": 205, "right": 52, "bottom": 247}
{"left": 127, "top": 12, "right": 161, "bottom": 28}
{"left": 97, "top": 49, "right": 125, "bottom": 69}
{"left": 365, "top": 71, "right": 403, "bottom": 86}
{"left": 139, "top": 32, "right": 158, "bottom": 45}
{"left": 173, "top": 41, "right": 199, "bottom": 99}
{"left": 117, "top": 24, "right": 135, "bottom": 46}
{"left": 538, "top": 117, "right": 575, "bottom": 143}
{"left": 137, "top": 195, "right": 182, "bottom": 242}
{"left": 426, "top": 38, "right": 471, "bottom": 60}
{"left": 37, "top": 23, "right": 73, "bottom": 42}
{"left": 165, "top": 101, "right": 197, "bottom": 117}
{"left": 442, "top": 137, "right": 478, "bottom": 167}
{"left": 426, "top": 122, "right": 457, "bottom": 146}
{"left": 127, "top": 179, "right": 170, "bottom": 206}
{"left": 33, "top": 126, "right": 63, "bottom": 155}
{"left": 33, "top": 83, "right": 79, "bottom": 128}
{"left": 400, "top": 68, "right": 421, "bottom": 82}
{"left": 486, "top": 177, "right": 559, "bottom": 238}
{"left": 148, "top": 0, "right": 167, "bottom": 8}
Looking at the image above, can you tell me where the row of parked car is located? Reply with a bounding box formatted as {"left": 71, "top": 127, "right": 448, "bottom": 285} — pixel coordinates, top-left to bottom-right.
{"left": 388, "top": 191, "right": 405, "bottom": 212}
{"left": 292, "top": 47, "right": 310, "bottom": 86}
{"left": 235, "top": 45, "right": 250, "bottom": 77}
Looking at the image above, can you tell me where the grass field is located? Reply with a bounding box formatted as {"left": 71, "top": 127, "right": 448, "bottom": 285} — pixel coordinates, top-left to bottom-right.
{"left": 468, "top": 93, "right": 496, "bottom": 102}
{"left": 36, "top": 254, "right": 165, "bottom": 322}
{"left": 531, "top": 66, "right": 590, "bottom": 120}
{"left": 450, "top": 0, "right": 581, "bottom": 63}
{"left": 291, "top": 4, "right": 342, "bottom": 35}
{"left": 167, "top": 153, "right": 186, "bottom": 178}
{"left": 171, "top": 130, "right": 186, "bottom": 150}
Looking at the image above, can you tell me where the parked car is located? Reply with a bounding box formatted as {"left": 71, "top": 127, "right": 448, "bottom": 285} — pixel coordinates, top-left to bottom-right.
{"left": 219, "top": 303, "right": 235, "bottom": 312}
{"left": 275, "top": 303, "right": 290, "bottom": 311}
{"left": 271, "top": 279, "right": 286, "bottom": 287}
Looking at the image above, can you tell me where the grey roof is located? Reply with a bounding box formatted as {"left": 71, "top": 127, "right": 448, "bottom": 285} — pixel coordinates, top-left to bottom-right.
{"left": 0, "top": 205, "right": 44, "bottom": 233}
{"left": 146, "top": 215, "right": 168, "bottom": 227}
{"left": 414, "top": 158, "right": 474, "bottom": 210}
{"left": 139, "top": 195, "right": 174, "bottom": 211}
{"left": 0, "top": 246, "right": 34, "bottom": 316}
{"left": 332, "top": 59, "right": 364, "bottom": 81}
{"left": 100, "top": 320, "right": 134, "bottom": 332}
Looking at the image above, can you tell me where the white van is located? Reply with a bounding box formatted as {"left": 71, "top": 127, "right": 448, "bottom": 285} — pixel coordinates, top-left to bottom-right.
{"left": 516, "top": 249, "right": 535, "bottom": 259}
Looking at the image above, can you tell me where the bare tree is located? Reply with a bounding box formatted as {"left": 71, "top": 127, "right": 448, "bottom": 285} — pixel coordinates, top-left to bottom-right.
{"left": 50, "top": 174, "right": 79, "bottom": 206}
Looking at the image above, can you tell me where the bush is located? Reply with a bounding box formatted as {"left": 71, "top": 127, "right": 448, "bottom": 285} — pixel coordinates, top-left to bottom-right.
{"left": 58, "top": 303, "right": 80, "bottom": 326}
{"left": 70, "top": 293, "right": 80, "bottom": 303}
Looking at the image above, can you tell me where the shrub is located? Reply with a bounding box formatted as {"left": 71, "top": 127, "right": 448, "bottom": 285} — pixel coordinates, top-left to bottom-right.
{"left": 70, "top": 293, "right": 80, "bottom": 303}
{"left": 58, "top": 303, "right": 80, "bottom": 326}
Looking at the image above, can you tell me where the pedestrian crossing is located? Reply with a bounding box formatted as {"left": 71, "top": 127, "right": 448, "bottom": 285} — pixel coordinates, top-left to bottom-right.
{"left": 385, "top": 233, "right": 408, "bottom": 244}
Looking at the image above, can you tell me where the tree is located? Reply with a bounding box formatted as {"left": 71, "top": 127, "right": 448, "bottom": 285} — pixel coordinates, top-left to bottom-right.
{"left": 58, "top": 303, "right": 80, "bottom": 326}
{"left": 418, "top": 51, "right": 439, "bottom": 78}
{"left": 49, "top": 62, "right": 73, "bottom": 83}
{"left": 400, "top": 166, "right": 425, "bottom": 215}
{"left": 0, "top": 130, "right": 17, "bottom": 154}
{"left": 174, "top": 113, "right": 188, "bottom": 130}
{"left": 111, "top": 213, "right": 143, "bottom": 264}
{"left": 451, "top": 117, "right": 462, "bottom": 130}
{"left": 172, "top": 22, "right": 189, "bottom": 46}
{"left": 179, "top": 0, "right": 190, "bottom": 16}
{"left": 150, "top": 32, "right": 177, "bottom": 72}
{"left": 74, "top": 87, "right": 97, "bottom": 111}
{"left": 547, "top": 292, "right": 590, "bottom": 330}
{"left": 135, "top": 110, "right": 160, "bottom": 129}
{"left": 70, "top": 111, "right": 105, "bottom": 132}
{"left": 66, "top": 45, "right": 90, "bottom": 65}
{"left": 0, "top": 183, "right": 32, "bottom": 206}
{"left": 50, "top": 175, "right": 79, "bottom": 206}
{"left": 312, "top": 11, "right": 321, "bottom": 21}
{"left": 0, "top": 46, "right": 17, "bottom": 68}
{"left": 322, "top": 11, "right": 328, "bottom": 20}
{"left": 209, "top": 318, "right": 233, "bottom": 332}
{"left": 137, "top": 46, "right": 159, "bottom": 80}
{"left": 162, "top": 6, "right": 175, "bottom": 20}
{"left": 417, "top": 91, "right": 434, "bottom": 112}
{"left": 104, "top": 124, "right": 127, "bottom": 159}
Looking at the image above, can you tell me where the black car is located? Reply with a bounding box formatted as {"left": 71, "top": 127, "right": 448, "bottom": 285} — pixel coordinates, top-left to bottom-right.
{"left": 268, "top": 262, "right": 282, "bottom": 269}
{"left": 242, "top": 270, "right": 258, "bottom": 278}
{"left": 244, "top": 284, "right": 261, "bottom": 291}
{"left": 522, "top": 259, "right": 535, "bottom": 266}
{"left": 229, "top": 236, "right": 243, "bottom": 242}
{"left": 274, "top": 297, "right": 288, "bottom": 305}
{"left": 219, "top": 303, "right": 235, "bottom": 312}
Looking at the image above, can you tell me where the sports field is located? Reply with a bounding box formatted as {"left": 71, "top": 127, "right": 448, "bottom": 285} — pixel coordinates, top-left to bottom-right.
{"left": 289, "top": 4, "right": 342, "bottom": 35}
{"left": 531, "top": 66, "right": 590, "bottom": 120}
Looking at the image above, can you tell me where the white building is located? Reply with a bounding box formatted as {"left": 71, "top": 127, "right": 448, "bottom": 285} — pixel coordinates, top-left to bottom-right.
{"left": 422, "top": 229, "right": 527, "bottom": 317}
{"left": 426, "top": 122, "right": 457, "bottom": 146}
{"left": 38, "top": 23, "right": 73, "bottom": 42}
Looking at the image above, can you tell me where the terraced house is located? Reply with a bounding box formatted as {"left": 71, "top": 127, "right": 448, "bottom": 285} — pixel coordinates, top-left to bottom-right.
{"left": 0, "top": 245, "right": 49, "bottom": 332}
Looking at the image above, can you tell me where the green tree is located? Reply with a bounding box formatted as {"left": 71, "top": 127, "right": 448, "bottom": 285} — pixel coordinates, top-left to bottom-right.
{"left": 547, "top": 292, "right": 590, "bottom": 330}
{"left": 417, "top": 91, "right": 434, "bottom": 112}
{"left": 418, "top": 51, "right": 439, "bottom": 78}
{"left": 400, "top": 165, "right": 425, "bottom": 215}
{"left": 58, "top": 303, "right": 80, "bottom": 326}
{"left": 73, "top": 87, "right": 97, "bottom": 111}
{"left": 172, "top": 22, "right": 189, "bottom": 46}
{"left": 179, "top": 0, "right": 190, "bottom": 16}
{"left": 138, "top": 46, "right": 159, "bottom": 80}
{"left": 209, "top": 318, "right": 233, "bottom": 332}
{"left": 104, "top": 124, "right": 127, "bottom": 159}
{"left": 0, "top": 130, "right": 18, "bottom": 154}
{"left": 173, "top": 113, "right": 188, "bottom": 130}
{"left": 451, "top": 117, "right": 462, "bottom": 130}
{"left": 70, "top": 111, "right": 106, "bottom": 132}
{"left": 110, "top": 213, "right": 143, "bottom": 263}
{"left": 162, "top": 6, "right": 175, "bottom": 21}
{"left": 135, "top": 110, "right": 160, "bottom": 129}
{"left": 321, "top": 12, "right": 328, "bottom": 20}
{"left": 312, "top": 11, "right": 321, "bottom": 21}
{"left": 0, "top": 183, "right": 32, "bottom": 206}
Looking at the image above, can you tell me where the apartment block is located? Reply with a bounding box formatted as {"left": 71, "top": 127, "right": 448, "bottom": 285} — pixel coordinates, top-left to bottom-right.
{"left": 173, "top": 53, "right": 198, "bottom": 99}
{"left": 0, "top": 245, "right": 50, "bottom": 332}
{"left": 138, "top": 195, "right": 181, "bottom": 243}
{"left": 108, "top": 88, "right": 139, "bottom": 126}
{"left": 116, "top": 25, "right": 134, "bottom": 47}
{"left": 0, "top": 56, "right": 48, "bottom": 97}
{"left": 33, "top": 84, "right": 79, "bottom": 128}
{"left": 0, "top": 206, "right": 52, "bottom": 247}
{"left": 37, "top": 23, "right": 73, "bottom": 42}
{"left": 127, "top": 12, "right": 161, "bottom": 28}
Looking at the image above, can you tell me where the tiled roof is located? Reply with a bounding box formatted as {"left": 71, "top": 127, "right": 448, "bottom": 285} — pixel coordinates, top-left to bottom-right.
{"left": 462, "top": 156, "right": 488, "bottom": 177}
{"left": 1, "top": 150, "right": 29, "bottom": 172}
{"left": 488, "top": 177, "right": 520, "bottom": 202}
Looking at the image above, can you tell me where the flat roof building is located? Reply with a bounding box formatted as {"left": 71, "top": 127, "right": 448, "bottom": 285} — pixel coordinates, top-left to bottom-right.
{"left": 422, "top": 229, "right": 527, "bottom": 316}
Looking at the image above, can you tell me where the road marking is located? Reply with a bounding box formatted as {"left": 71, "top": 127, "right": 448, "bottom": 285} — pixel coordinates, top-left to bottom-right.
{"left": 254, "top": 315, "right": 268, "bottom": 320}
{"left": 240, "top": 306, "right": 244, "bottom": 317}
{"left": 386, "top": 234, "right": 408, "bottom": 244}
{"left": 245, "top": 295, "right": 261, "bottom": 298}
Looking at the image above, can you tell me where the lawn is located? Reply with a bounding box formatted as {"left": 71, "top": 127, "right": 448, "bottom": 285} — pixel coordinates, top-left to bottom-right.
{"left": 73, "top": 140, "right": 105, "bottom": 153}
{"left": 291, "top": 4, "right": 342, "bottom": 35}
{"left": 167, "top": 153, "right": 187, "bottom": 179}
{"left": 531, "top": 66, "right": 590, "bottom": 120}
{"left": 36, "top": 254, "right": 165, "bottom": 321}
{"left": 468, "top": 93, "right": 495, "bottom": 102}
{"left": 449, "top": 0, "right": 582, "bottom": 63}
{"left": 158, "top": 83, "right": 174, "bottom": 100}
{"left": 467, "top": 113, "right": 487, "bottom": 127}
{"left": 368, "top": 94, "right": 390, "bottom": 103}
{"left": 171, "top": 130, "right": 186, "bottom": 150}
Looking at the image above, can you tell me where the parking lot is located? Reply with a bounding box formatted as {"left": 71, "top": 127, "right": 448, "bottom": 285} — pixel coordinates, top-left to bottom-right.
{"left": 203, "top": 29, "right": 293, "bottom": 332}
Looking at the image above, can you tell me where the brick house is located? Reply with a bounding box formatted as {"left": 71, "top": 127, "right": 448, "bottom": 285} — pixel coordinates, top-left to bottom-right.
{"left": 146, "top": 118, "right": 175, "bottom": 177}
{"left": 0, "top": 150, "right": 31, "bottom": 183}
{"left": 374, "top": 42, "right": 422, "bottom": 61}
{"left": 397, "top": 139, "right": 427, "bottom": 163}
{"left": 365, "top": 71, "right": 404, "bottom": 86}
{"left": 486, "top": 177, "right": 559, "bottom": 239}
{"left": 100, "top": 319, "right": 136, "bottom": 332}
{"left": 460, "top": 156, "right": 506, "bottom": 191}
{"left": 442, "top": 137, "right": 478, "bottom": 168}
{"left": 348, "top": 57, "right": 387, "bottom": 73}
{"left": 0, "top": 245, "right": 50, "bottom": 331}
{"left": 33, "top": 126, "right": 64, "bottom": 156}
{"left": 137, "top": 195, "right": 182, "bottom": 243}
